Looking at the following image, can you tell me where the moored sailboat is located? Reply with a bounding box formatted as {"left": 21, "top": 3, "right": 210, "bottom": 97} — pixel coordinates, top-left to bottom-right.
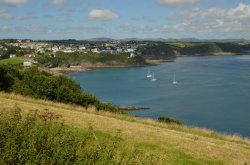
{"left": 172, "top": 72, "right": 178, "bottom": 85}
{"left": 147, "top": 69, "right": 152, "bottom": 78}
{"left": 151, "top": 72, "right": 157, "bottom": 82}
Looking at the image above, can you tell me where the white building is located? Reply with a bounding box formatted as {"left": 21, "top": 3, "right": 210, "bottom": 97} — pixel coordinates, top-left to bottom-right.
{"left": 79, "top": 45, "right": 86, "bottom": 50}
{"left": 37, "top": 48, "right": 45, "bottom": 54}
{"left": 24, "top": 54, "right": 34, "bottom": 58}
{"left": 52, "top": 46, "right": 59, "bottom": 53}
{"left": 63, "top": 50, "right": 74, "bottom": 53}
{"left": 32, "top": 60, "right": 38, "bottom": 64}
{"left": 9, "top": 54, "right": 16, "bottom": 58}
{"left": 116, "top": 48, "right": 123, "bottom": 53}
{"left": 126, "top": 48, "right": 135, "bottom": 53}
{"left": 23, "top": 61, "right": 32, "bottom": 67}
{"left": 101, "top": 50, "right": 116, "bottom": 54}
{"left": 91, "top": 48, "right": 101, "bottom": 53}
{"left": 59, "top": 45, "right": 65, "bottom": 50}
{"left": 20, "top": 44, "right": 30, "bottom": 49}
{"left": 130, "top": 53, "right": 136, "bottom": 58}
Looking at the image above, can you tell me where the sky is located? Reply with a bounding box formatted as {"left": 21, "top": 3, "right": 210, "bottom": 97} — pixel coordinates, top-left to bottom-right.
{"left": 0, "top": 0, "right": 250, "bottom": 40}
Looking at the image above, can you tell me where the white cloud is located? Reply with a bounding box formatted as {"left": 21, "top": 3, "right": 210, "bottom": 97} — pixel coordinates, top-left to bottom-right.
{"left": 0, "top": 9, "right": 12, "bottom": 19}
{"left": 181, "top": 7, "right": 225, "bottom": 19}
{"left": 179, "top": 3, "right": 250, "bottom": 20}
{"left": 227, "top": 3, "right": 250, "bottom": 20}
{"left": 146, "top": 3, "right": 250, "bottom": 38}
{"left": 88, "top": 9, "right": 119, "bottom": 21}
{"left": 15, "top": 25, "right": 60, "bottom": 35}
{"left": 49, "top": 0, "right": 65, "bottom": 6}
{"left": 157, "top": 0, "right": 200, "bottom": 7}
{"left": 216, "top": 19, "right": 224, "bottom": 27}
{"left": 131, "top": 16, "right": 148, "bottom": 21}
{"left": 138, "top": 19, "right": 250, "bottom": 39}
{"left": 118, "top": 24, "right": 138, "bottom": 33}
{"left": 13, "top": 24, "right": 105, "bottom": 36}
{"left": 0, "top": 25, "right": 11, "bottom": 33}
{"left": 163, "top": 2, "right": 250, "bottom": 37}
{"left": 81, "top": 26, "right": 105, "bottom": 34}
{"left": 0, "top": 9, "right": 24, "bottom": 20}
{"left": 0, "top": 0, "right": 27, "bottom": 5}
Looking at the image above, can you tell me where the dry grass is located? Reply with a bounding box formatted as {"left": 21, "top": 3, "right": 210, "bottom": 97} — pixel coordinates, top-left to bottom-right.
{"left": 0, "top": 92, "right": 250, "bottom": 164}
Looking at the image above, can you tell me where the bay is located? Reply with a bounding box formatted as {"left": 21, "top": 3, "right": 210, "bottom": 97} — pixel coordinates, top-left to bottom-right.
{"left": 68, "top": 55, "right": 250, "bottom": 137}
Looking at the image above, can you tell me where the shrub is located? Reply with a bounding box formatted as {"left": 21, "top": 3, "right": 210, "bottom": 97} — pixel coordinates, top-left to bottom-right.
{"left": 0, "top": 107, "right": 156, "bottom": 164}
{"left": 0, "top": 64, "right": 21, "bottom": 91}
{"left": 157, "top": 116, "right": 182, "bottom": 125}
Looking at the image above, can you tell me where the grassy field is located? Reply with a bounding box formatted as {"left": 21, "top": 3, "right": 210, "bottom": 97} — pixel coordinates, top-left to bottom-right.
{"left": 0, "top": 92, "right": 250, "bottom": 164}
{"left": 0, "top": 57, "right": 27, "bottom": 65}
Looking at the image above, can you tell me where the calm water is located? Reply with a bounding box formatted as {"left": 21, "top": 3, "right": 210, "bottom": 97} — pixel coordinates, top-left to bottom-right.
{"left": 68, "top": 55, "right": 250, "bottom": 137}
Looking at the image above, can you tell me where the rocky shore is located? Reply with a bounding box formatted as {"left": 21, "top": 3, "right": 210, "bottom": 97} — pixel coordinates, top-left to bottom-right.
{"left": 117, "top": 106, "right": 149, "bottom": 111}
{"left": 48, "top": 59, "right": 175, "bottom": 75}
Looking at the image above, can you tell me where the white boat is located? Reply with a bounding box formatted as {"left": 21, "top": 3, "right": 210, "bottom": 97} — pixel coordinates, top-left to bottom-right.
{"left": 172, "top": 73, "right": 178, "bottom": 85}
{"left": 151, "top": 72, "right": 157, "bottom": 81}
{"left": 146, "top": 69, "right": 152, "bottom": 78}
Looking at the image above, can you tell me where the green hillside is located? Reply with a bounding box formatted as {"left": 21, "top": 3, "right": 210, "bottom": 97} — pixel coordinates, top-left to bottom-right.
{"left": 138, "top": 42, "right": 250, "bottom": 59}
{"left": 36, "top": 52, "right": 147, "bottom": 68}
{"left": 0, "top": 92, "right": 249, "bottom": 164}
{"left": 137, "top": 42, "right": 180, "bottom": 59}
{"left": 180, "top": 43, "right": 223, "bottom": 55}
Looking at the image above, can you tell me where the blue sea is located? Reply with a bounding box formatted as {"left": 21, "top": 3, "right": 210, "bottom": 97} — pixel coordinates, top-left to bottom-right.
{"left": 68, "top": 55, "right": 250, "bottom": 137}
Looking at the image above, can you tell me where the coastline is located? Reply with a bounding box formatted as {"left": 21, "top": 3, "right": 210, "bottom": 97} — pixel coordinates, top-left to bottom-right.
{"left": 48, "top": 67, "right": 90, "bottom": 75}
{"left": 47, "top": 54, "right": 250, "bottom": 75}
{"left": 48, "top": 59, "right": 169, "bottom": 75}
{"left": 42, "top": 54, "right": 250, "bottom": 137}
{"left": 117, "top": 106, "right": 150, "bottom": 111}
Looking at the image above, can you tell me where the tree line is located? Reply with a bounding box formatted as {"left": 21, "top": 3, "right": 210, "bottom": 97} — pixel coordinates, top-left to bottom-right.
{"left": 0, "top": 64, "right": 123, "bottom": 113}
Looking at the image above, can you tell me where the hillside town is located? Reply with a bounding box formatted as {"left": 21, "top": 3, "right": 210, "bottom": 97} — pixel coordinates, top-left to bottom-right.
{"left": 0, "top": 39, "right": 150, "bottom": 68}
{"left": 1, "top": 39, "right": 250, "bottom": 68}
{"left": 1, "top": 39, "right": 146, "bottom": 56}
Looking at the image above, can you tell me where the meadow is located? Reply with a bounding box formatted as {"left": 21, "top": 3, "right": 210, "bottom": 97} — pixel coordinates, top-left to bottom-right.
{"left": 0, "top": 57, "right": 26, "bottom": 65}
{"left": 0, "top": 92, "right": 249, "bottom": 164}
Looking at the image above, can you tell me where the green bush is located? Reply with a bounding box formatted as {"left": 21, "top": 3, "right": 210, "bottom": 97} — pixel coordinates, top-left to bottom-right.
{"left": 0, "top": 107, "right": 156, "bottom": 165}
{"left": 0, "top": 65, "right": 123, "bottom": 114}
{"left": 157, "top": 116, "right": 182, "bottom": 125}
{"left": 0, "top": 64, "right": 21, "bottom": 91}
